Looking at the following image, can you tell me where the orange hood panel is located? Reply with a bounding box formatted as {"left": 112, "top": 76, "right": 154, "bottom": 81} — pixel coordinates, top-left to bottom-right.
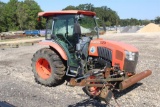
{"left": 106, "top": 40, "right": 138, "bottom": 52}
{"left": 89, "top": 39, "right": 138, "bottom": 54}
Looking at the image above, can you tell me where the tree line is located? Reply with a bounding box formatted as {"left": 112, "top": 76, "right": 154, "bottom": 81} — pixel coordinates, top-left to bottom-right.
{"left": 0, "top": 0, "right": 43, "bottom": 32}
{"left": 63, "top": 4, "right": 120, "bottom": 27}
{"left": 63, "top": 4, "right": 160, "bottom": 27}
{"left": 0, "top": 1, "right": 160, "bottom": 32}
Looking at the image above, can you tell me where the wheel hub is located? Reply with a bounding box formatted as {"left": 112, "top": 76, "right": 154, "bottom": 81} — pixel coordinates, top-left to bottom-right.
{"left": 36, "top": 58, "right": 51, "bottom": 79}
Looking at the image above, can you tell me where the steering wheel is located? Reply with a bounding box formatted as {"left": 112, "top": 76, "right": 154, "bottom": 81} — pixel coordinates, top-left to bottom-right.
{"left": 56, "top": 33, "right": 65, "bottom": 41}
{"left": 56, "top": 33, "right": 73, "bottom": 47}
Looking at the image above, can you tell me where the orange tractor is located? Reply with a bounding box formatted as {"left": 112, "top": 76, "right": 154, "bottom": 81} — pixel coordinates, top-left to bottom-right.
{"left": 31, "top": 10, "right": 151, "bottom": 103}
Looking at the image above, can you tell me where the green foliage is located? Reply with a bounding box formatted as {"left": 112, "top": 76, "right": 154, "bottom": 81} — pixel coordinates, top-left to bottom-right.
{"left": 63, "top": 5, "right": 77, "bottom": 10}
{"left": 0, "top": 1, "right": 6, "bottom": 32}
{"left": 155, "top": 16, "right": 160, "bottom": 24}
{"left": 63, "top": 4, "right": 119, "bottom": 26}
{"left": 120, "top": 18, "right": 152, "bottom": 26}
{"left": 16, "top": 1, "right": 28, "bottom": 30}
{"left": 77, "top": 3, "right": 94, "bottom": 11}
{"left": 63, "top": 3, "right": 94, "bottom": 11}
{"left": 0, "top": 1, "right": 159, "bottom": 33}
{"left": 23, "top": 0, "right": 43, "bottom": 29}
{"left": 63, "top": 4, "right": 159, "bottom": 27}
{"left": 79, "top": 16, "right": 95, "bottom": 29}
{"left": 0, "top": 0, "right": 44, "bottom": 32}
{"left": 141, "top": 20, "right": 151, "bottom": 25}
{"left": 105, "top": 21, "right": 111, "bottom": 26}
{"left": 4, "top": 0, "right": 19, "bottom": 31}
{"left": 94, "top": 6, "right": 120, "bottom": 26}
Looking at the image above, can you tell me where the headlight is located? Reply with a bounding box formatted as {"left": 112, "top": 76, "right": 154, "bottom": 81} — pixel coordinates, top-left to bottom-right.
{"left": 125, "top": 51, "right": 135, "bottom": 61}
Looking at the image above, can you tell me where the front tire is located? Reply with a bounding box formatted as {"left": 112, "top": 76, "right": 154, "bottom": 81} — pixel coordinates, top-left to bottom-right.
{"left": 31, "top": 48, "right": 66, "bottom": 86}
{"left": 83, "top": 76, "right": 101, "bottom": 98}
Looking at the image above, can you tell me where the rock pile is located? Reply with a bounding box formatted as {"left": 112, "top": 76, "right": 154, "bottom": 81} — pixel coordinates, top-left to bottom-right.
{"left": 121, "top": 26, "right": 140, "bottom": 33}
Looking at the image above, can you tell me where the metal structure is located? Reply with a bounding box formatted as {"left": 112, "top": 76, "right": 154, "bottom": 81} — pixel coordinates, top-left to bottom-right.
{"left": 31, "top": 10, "right": 152, "bottom": 104}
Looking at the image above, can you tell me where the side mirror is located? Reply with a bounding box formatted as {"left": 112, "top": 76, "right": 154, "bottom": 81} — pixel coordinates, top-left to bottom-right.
{"left": 74, "top": 23, "right": 81, "bottom": 34}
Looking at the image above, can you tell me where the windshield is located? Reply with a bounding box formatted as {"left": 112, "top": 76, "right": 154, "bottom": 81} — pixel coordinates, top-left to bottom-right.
{"left": 45, "top": 14, "right": 98, "bottom": 41}
{"left": 53, "top": 15, "right": 75, "bottom": 36}
{"left": 78, "top": 15, "right": 97, "bottom": 37}
{"left": 45, "top": 15, "right": 75, "bottom": 40}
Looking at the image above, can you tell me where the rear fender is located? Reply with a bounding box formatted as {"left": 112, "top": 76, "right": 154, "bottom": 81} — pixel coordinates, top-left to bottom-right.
{"left": 39, "top": 41, "right": 68, "bottom": 60}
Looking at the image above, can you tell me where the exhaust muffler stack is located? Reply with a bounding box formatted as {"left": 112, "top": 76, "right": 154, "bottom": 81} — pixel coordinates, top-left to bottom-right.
{"left": 119, "top": 70, "right": 152, "bottom": 90}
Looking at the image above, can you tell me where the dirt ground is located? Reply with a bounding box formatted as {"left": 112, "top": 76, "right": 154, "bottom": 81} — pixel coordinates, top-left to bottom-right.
{"left": 0, "top": 37, "right": 44, "bottom": 45}
{"left": 0, "top": 33, "right": 160, "bottom": 107}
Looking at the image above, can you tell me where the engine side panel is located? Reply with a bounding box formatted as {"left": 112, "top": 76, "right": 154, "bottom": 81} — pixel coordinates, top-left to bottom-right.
{"left": 88, "top": 39, "right": 138, "bottom": 70}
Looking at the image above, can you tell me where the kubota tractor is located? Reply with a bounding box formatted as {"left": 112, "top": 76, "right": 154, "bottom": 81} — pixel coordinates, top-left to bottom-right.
{"left": 31, "top": 10, "right": 151, "bottom": 104}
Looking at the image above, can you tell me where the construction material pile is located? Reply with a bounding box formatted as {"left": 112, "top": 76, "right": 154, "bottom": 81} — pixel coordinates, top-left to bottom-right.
{"left": 138, "top": 23, "right": 160, "bottom": 33}
{"left": 121, "top": 26, "right": 140, "bottom": 33}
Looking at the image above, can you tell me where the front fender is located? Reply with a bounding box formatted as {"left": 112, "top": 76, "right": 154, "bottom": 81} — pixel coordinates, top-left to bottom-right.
{"left": 39, "top": 41, "right": 68, "bottom": 60}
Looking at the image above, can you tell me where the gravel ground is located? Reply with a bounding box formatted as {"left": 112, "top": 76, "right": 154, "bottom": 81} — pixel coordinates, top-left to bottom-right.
{"left": 0, "top": 33, "right": 160, "bottom": 107}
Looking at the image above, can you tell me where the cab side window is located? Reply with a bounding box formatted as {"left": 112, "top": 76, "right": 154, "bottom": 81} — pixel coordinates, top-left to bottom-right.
{"left": 46, "top": 18, "right": 53, "bottom": 39}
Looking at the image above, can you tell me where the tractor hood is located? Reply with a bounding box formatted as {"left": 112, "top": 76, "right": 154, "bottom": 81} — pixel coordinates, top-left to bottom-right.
{"left": 105, "top": 40, "right": 138, "bottom": 52}
{"left": 88, "top": 39, "right": 139, "bottom": 70}
{"left": 89, "top": 39, "right": 138, "bottom": 53}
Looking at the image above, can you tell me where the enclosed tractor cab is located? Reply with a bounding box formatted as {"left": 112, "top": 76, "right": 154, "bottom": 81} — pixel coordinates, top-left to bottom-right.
{"left": 32, "top": 10, "right": 152, "bottom": 104}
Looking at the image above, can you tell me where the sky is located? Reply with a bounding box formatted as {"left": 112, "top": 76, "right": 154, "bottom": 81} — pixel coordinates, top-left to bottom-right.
{"left": 2, "top": 0, "right": 160, "bottom": 20}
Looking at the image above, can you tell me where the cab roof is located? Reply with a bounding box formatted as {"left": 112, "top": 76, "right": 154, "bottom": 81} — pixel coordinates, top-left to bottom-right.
{"left": 38, "top": 10, "right": 96, "bottom": 17}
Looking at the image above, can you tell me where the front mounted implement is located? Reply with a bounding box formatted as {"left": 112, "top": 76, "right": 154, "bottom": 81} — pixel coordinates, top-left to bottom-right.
{"left": 68, "top": 66, "right": 152, "bottom": 103}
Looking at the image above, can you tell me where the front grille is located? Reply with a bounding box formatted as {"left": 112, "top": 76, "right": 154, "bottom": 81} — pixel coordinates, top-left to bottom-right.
{"left": 123, "top": 52, "right": 139, "bottom": 73}
{"left": 97, "top": 47, "right": 112, "bottom": 61}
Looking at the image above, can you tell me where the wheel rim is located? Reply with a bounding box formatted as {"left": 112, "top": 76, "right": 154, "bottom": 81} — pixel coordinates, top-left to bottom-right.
{"left": 87, "top": 76, "right": 101, "bottom": 96}
{"left": 36, "top": 58, "right": 51, "bottom": 79}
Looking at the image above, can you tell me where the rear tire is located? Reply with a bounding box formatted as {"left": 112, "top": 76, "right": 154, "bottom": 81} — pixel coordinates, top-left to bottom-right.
{"left": 31, "top": 48, "right": 66, "bottom": 86}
